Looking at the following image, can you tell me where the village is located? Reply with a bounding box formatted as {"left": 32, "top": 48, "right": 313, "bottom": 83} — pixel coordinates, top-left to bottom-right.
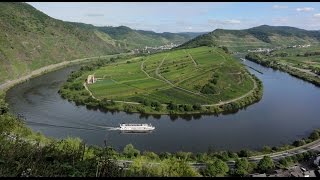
{"left": 247, "top": 44, "right": 311, "bottom": 53}
{"left": 131, "top": 42, "right": 181, "bottom": 54}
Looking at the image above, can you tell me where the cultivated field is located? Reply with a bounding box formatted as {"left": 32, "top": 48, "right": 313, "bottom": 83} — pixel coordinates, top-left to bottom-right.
{"left": 252, "top": 45, "right": 320, "bottom": 77}
{"left": 86, "top": 46, "right": 254, "bottom": 105}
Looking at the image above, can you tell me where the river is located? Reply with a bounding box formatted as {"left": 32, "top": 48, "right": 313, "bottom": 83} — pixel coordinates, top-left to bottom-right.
{"left": 5, "top": 58, "right": 320, "bottom": 153}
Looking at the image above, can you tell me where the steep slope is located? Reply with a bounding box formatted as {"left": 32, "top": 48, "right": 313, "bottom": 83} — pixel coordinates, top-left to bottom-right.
{"left": 68, "top": 22, "right": 205, "bottom": 49}
{"left": 97, "top": 26, "right": 205, "bottom": 49}
{"left": 178, "top": 25, "right": 320, "bottom": 52}
{"left": 0, "top": 2, "right": 123, "bottom": 83}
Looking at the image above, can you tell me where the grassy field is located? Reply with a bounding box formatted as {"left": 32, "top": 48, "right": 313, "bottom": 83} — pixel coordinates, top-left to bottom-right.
{"left": 85, "top": 46, "right": 254, "bottom": 105}
{"left": 269, "top": 46, "right": 320, "bottom": 70}
{"left": 250, "top": 45, "right": 320, "bottom": 74}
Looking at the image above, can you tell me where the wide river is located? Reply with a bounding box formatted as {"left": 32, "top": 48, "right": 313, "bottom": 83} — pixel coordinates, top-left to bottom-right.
{"left": 5, "top": 58, "right": 320, "bottom": 153}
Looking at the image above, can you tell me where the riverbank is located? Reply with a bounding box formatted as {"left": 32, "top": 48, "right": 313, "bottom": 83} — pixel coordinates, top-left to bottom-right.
{"left": 2, "top": 53, "right": 320, "bottom": 176}
{"left": 58, "top": 53, "right": 263, "bottom": 115}
{"left": 245, "top": 53, "right": 320, "bottom": 87}
{"left": 0, "top": 53, "right": 128, "bottom": 93}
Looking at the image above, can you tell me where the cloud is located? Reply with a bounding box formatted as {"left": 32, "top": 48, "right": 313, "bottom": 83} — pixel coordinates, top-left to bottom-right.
{"left": 271, "top": 15, "right": 320, "bottom": 30}
{"left": 296, "top": 7, "right": 314, "bottom": 12}
{"left": 314, "top": 13, "right": 320, "bottom": 17}
{"left": 225, "top": 19, "right": 241, "bottom": 24}
{"left": 273, "top": 5, "right": 288, "bottom": 9}
{"left": 86, "top": 13, "right": 104, "bottom": 17}
{"left": 208, "top": 19, "right": 241, "bottom": 25}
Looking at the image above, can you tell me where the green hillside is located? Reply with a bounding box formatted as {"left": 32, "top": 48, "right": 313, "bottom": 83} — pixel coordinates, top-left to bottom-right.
{"left": 97, "top": 26, "right": 203, "bottom": 49}
{"left": 0, "top": 2, "right": 124, "bottom": 83}
{"left": 0, "top": 2, "right": 202, "bottom": 84}
{"left": 178, "top": 25, "right": 320, "bottom": 52}
{"left": 59, "top": 46, "right": 263, "bottom": 115}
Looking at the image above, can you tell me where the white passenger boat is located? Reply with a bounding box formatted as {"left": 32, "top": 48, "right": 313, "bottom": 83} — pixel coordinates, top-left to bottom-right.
{"left": 119, "top": 123, "right": 155, "bottom": 132}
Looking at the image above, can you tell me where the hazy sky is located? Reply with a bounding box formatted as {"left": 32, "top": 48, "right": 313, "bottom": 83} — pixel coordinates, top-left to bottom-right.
{"left": 27, "top": 2, "right": 320, "bottom": 33}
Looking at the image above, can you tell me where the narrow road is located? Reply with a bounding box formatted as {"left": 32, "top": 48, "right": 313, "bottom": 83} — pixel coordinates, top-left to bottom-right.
{"left": 248, "top": 138, "right": 320, "bottom": 162}
{"left": 184, "top": 49, "right": 198, "bottom": 67}
{"left": 83, "top": 82, "right": 97, "bottom": 100}
{"left": 84, "top": 81, "right": 140, "bottom": 105}
{"left": 202, "top": 73, "right": 257, "bottom": 107}
{"left": 155, "top": 54, "right": 207, "bottom": 98}
{"left": 280, "top": 62, "right": 320, "bottom": 78}
{"left": 115, "top": 139, "right": 320, "bottom": 171}
{"left": 0, "top": 53, "right": 129, "bottom": 91}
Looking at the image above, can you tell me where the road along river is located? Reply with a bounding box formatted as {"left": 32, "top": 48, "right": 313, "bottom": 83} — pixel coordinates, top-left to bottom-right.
{"left": 5, "top": 58, "right": 320, "bottom": 153}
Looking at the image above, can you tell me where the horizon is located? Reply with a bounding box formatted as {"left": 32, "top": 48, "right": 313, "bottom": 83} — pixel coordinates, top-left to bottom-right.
{"left": 27, "top": 2, "right": 320, "bottom": 33}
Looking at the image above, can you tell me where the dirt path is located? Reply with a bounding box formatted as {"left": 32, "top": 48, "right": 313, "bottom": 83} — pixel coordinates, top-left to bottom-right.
{"left": 202, "top": 73, "right": 257, "bottom": 107}
{"left": 84, "top": 81, "right": 140, "bottom": 105}
{"left": 184, "top": 49, "right": 198, "bottom": 67}
{"left": 281, "top": 62, "right": 320, "bottom": 78}
{"left": 155, "top": 54, "right": 207, "bottom": 98}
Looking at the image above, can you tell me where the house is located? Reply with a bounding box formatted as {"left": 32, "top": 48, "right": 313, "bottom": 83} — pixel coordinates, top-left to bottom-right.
{"left": 87, "top": 75, "right": 96, "bottom": 84}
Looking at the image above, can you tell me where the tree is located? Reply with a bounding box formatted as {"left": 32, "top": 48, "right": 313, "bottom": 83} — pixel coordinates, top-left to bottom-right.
{"left": 309, "top": 131, "right": 320, "bottom": 141}
{"left": 175, "top": 151, "right": 192, "bottom": 161}
{"left": 151, "top": 101, "right": 161, "bottom": 108}
{"left": 142, "top": 99, "right": 151, "bottom": 106}
{"left": 238, "top": 149, "right": 251, "bottom": 157}
{"left": 257, "top": 156, "right": 274, "bottom": 173}
{"left": 192, "top": 103, "right": 202, "bottom": 111}
{"left": 234, "top": 158, "right": 251, "bottom": 176}
{"left": 128, "top": 156, "right": 161, "bottom": 177}
{"left": 279, "top": 157, "right": 294, "bottom": 168}
{"left": 167, "top": 101, "right": 178, "bottom": 111}
{"left": 143, "top": 151, "right": 159, "bottom": 161}
{"left": 183, "top": 104, "right": 193, "bottom": 112}
{"left": 0, "top": 98, "right": 9, "bottom": 115}
{"left": 262, "top": 146, "right": 272, "bottom": 153}
{"left": 202, "top": 158, "right": 229, "bottom": 177}
{"left": 123, "top": 144, "right": 140, "bottom": 158}
{"left": 222, "top": 46, "right": 229, "bottom": 54}
{"left": 160, "top": 158, "right": 200, "bottom": 177}
{"left": 293, "top": 140, "right": 306, "bottom": 147}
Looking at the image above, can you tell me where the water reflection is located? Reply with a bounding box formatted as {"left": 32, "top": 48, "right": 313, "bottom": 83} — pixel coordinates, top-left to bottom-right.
{"left": 5, "top": 58, "right": 320, "bottom": 153}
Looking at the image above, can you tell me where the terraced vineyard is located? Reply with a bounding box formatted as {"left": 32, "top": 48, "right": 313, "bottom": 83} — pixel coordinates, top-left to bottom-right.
{"left": 86, "top": 46, "right": 255, "bottom": 105}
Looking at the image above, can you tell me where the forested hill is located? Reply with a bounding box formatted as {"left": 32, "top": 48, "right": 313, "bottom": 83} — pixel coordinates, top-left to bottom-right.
{"left": 178, "top": 25, "right": 320, "bottom": 52}
{"left": 0, "top": 2, "right": 123, "bottom": 83}
{"left": 0, "top": 2, "right": 203, "bottom": 83}
{"left": 68, "top": 22, "right": 206, "bottom": 49}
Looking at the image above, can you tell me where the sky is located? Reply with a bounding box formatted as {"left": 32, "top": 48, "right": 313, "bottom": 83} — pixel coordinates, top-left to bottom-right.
{"left": 27, "top": 2, "right": 320, "bottom": 33}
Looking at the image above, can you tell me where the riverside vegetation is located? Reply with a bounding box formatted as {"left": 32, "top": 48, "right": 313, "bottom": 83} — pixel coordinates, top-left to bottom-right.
{"left": 1, "top": 91, "right": 320, "bottom": 176}
{"left": 59, "top": 46, "right": 263, "bottom": 115}
{"left": 245, "top": 46, "right": 320, "bottom": 87}
{"left": 2, "top": 2, "right": 320, "bottom": 177}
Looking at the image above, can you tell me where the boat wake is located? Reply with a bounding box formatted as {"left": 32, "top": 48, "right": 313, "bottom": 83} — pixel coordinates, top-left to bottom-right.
{"left": 85, "top": 124, "right": 120, "bottom": 131}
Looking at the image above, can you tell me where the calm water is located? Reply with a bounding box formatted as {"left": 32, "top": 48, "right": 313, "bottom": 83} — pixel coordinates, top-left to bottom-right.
{"left": 5, "top": 59, "right": 320, "bottom": 153}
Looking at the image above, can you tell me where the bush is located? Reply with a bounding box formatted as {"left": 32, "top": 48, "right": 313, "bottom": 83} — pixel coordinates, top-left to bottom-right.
{"left": 292, "top": 140, "right": 306, "bottom": 147}
{"left": 257, "top": 156, "right": 274, "bottom": 173}
{"left": 123, "top": 144, "right": 140, "bottom": 158}
{"left": 200, "top": 84, "right": 217, "bottom": 94}
{"left": 309, "top": 131, "right": 320, "bottom": 141}
{"left": 238, "top": 150, "right": 252, "bottom": 157}
{"left": 201, "top": 158, "right": 229, "bottom": 177}
{"left": 192, "top": 104, "right": 202, "bottom": 111}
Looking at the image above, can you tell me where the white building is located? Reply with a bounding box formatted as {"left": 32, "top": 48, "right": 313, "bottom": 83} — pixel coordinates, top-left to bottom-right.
{"left": 87, "top": 75, "right": 96, "bottom": 84}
